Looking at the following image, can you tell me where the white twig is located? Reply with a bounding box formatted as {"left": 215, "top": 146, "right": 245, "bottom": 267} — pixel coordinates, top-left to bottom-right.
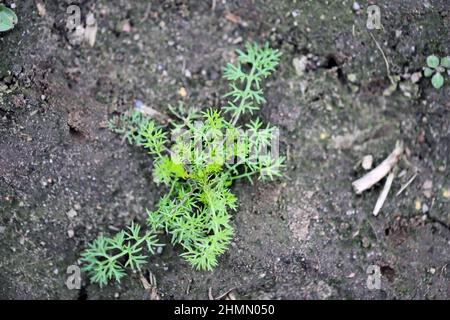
{"left": 214, "top": 287, "right": 237, "bottom": 300}
{"left": 137, "top": 104, "right": 171, "bottom": 124}
{"left": 208, "top": 287, "right": 214, "bottom": 300}
{"left": 396, "top": 173, "right": 417, "bottom": 196}
{"left": 369, "top": 32, "right": 395, "bottom": 86}
{"left": 373, "top": 169, "right": 395, "bottom": 216}
{"left": 352, "top": 141, "right": 404, "bottom": 194}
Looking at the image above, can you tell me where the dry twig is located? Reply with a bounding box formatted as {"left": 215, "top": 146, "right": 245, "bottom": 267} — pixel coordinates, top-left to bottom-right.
{"left": 140, "top": 272, "right": 161, "bottom": 300}
{"left": 352, "top": 141, "right": 404, "bottom": 194}
{"left": 396, "top": 173, "right": 417, "bottom": 196}
{"left": 373, "top": 168, "right": 396, "bottom": 216}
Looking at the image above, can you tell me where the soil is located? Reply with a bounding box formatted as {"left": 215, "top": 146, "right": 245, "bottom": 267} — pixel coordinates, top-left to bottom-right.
{"left": 1, "top": 0, "right": 449, "bottom": 299}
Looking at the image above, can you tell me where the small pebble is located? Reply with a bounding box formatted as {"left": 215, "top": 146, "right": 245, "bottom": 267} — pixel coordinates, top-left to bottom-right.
{"left": 134, "top": 99, "right": 144, "bottom": 110}
{"left": 361, "top": 237, "right": 370, "bottom": 248}
{"left": 422, "top": 180, "right": 433, "bottom": 198}
{"left": 347, "top": 73, "right": 357, "bottom": 83}
{"left": 319, "top": 132, "right": 328, "bottom": 140}
{"left": 422, "top": 203, "right": 429, "bottom": 214}
{"left": 346, "top": 209, "right": 355, "bottom": 216}
{"left": 442, "top": 188, "right": 450, "bottom": 199}
{"left": 353, "top": 2, "right": 361, "bottom": 11}
{"left": 232, "top": 36, "right": 243, "bottom": 44}
{"left": 120, "top": 20, "right": 131, "bottom": 33}
{"left": 415, "top": 200, "right": 421, "bottom": 211}
{"left": 66, "top": 209, "right": 77, "bottom": 219}
{"left": 67, "top": 230, "right": 74, "bottom": 238}
{"left": 178, "top": 87, "right": 187, "bottom": 98}
{"left": 292, "top": 56, "right": 308, "bottom": 76}
{"left": 411, "top": 72, "right": 422, "bottom": 83}
{"left": 362, "top": 155, "right": 373, "bottom": 170}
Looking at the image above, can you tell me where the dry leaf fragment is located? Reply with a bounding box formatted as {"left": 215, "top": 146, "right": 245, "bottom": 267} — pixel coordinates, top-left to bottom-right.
{"left": 136, "top": 104, "right": 171, "bottom": 124}
{"left": 225, "top": 12, "right": 241, "bottom": 24}
{"left": 140, "top": 272, "right": 160, "bottom": 300}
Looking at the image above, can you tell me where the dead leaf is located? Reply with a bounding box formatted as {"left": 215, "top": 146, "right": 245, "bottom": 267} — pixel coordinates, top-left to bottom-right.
{"left": 136, "top": 104, "right": 171, "bottom": 124}
{"left": 140, "top": 272, "right": 160, "bottom": 300}
{"left": 225, "top": 12, "right": 241, "bottom": 24}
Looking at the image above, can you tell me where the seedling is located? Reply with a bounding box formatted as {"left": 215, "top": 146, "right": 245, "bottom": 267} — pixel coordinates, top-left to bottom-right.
{"left": 423, "top": 55, "right": 450, "bottom": 89}
{"left": 0, "top": 4, "right": 17, "bottom": 32}
{"left": 81, "top": 43, "right": 284, "bottom": 286}
{"left": 80, "top": 223, "right": 160, "bottom": 287}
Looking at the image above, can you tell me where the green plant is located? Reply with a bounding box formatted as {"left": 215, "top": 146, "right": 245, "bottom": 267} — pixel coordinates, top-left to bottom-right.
{"left": 81, "top": 42, "right": 283, "bottom": 286}
{"left": 0, "top": 4, "right": 17, "bottom": 32}
{"left": 423, "top": 55, "right": 450, "bottom": 89}
{"left": 107, "top": 107, "right": 151, "bottom": 145}
{"left": 80, "top": 223, "right": 160, "bottom": 287}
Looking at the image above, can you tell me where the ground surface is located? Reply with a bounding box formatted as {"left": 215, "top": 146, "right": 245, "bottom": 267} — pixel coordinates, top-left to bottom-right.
{"left": 0, "top": 0, "right": 449, "bottom": 299}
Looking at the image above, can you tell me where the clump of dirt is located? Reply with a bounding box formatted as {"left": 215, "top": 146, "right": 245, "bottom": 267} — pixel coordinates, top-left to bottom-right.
{"left": 1, "top": 0, "right": 449, "bottom": 299}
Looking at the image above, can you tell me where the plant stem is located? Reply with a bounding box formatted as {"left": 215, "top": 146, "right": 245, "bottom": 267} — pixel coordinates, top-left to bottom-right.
{"left": 110, "top": 236, "right": 148, "bottom": 261}
{"left": 229, "top": 169, "right": 258, "bottom": 181}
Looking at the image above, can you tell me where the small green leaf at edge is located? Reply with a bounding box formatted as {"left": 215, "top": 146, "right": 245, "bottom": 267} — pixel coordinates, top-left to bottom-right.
{"left": 440, "top": 56, "right": 450, "bottom": 69}
{"left": 423, "top": 67, "right": 433, "bottom": 77}
{"left": 0, "top": 5, "right": 18, "bottom": 32}
{"left": 427, "top": 55, "right": 440, "bottom": 69}
{"left": 431, "top": 72, "right": 444, "bottom": 89}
